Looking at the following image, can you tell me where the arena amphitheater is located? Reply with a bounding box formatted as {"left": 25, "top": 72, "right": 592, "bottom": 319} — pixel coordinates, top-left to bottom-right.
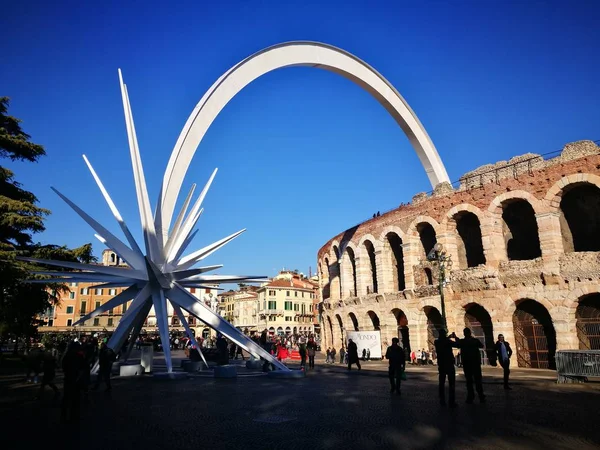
{"left": 317, "top": 140, "right": 600, "bottom": 369}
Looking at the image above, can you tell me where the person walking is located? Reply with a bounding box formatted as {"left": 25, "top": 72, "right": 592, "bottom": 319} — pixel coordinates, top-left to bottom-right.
{"left": 385, "top": 338, "right": 406, "bottom": 395}
{"left": 454, "top": 328, "right": 486, "bottom": 404}
{"left": 347, "top": 339, "right": 361, "bottom": 371}
{"left": 330, "top": 347, "right": 337, "bottom": 364}
{"left": 61, "top": 342, "right": 86, "bottom": 423}
{"left": 434, "top": 329, "right": 457, "bottom": 408}
{"left": 307, "top": 338, "right": 317, "bottom": 369}
{"left": 299, "top": 340, "right": 307, "bottom": 369}
{"left": 93, "top": 343, "right": 116, "bottom": 392}
{"left": 495, "top": 334, "right": 513, "bottom": 390}
{"left": 35, "top": 347, "right": 59, "bottom": 400}
{"left": 325, "top": 347, "right": 332, "bottom": 364}
{"left": 339, "top": 346, "right": 346, "bottom": 364}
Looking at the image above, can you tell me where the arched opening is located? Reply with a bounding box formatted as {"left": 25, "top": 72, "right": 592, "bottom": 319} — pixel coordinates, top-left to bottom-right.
{"left": 363, "top": 240, "right": 378, "bottom": 294}
{"left": 502, "top": 200, "right": 541, "bottom": 260}
{"left": 386, "top": 232, "right": 406, "bottom": 291}
{"left": 110, "top": 253, "right": 116, "bottom": 263}
{"left": 346, "top": 247, "right": 357, "bottom": 297}
{"left": 285, "top": 326, "right": 291, "bottom": 335}
{"left": 326, "top": 316, "right": 334, "bottom": 348}
{"left": 335, "top": 314, "right": 344, "bottom": 347}
{"left": 513, "top": 299, "right": 557, "bottom": 369}
{"left": 424, "top": 268, "right": 433, "bottom": 285}
{"left": 417, "top": 222, "right": 437, "bottom": 259}
{"left": 454, "top": 212, "right": 486, "bottom": 268}
{"left": 276, "top": 327, "right": 284, "bottom": 336}
{"left": 332, "top": 245, "right": 342, "bottom": 299}
{"left": 322, "top": 258, "right": 331, "bottom": 299}
{"left": 348, "top": 312, "right": 359, "bottom": 331}
{"left": 293, "top": 326, "right": 297, "bottom": 334}
{"left": 560, "top": 183, "right": 600, "bottom": 252}
{"left": 464, "top": 303, "right": 495, "bottom": 365}
{"left": 367, "top": 310, "right": 381, "bottom": 330}
{"left": 424, "top": 306, "right": 444, "bottom": 353}
{"left": 576, "top": 294, "right": 600, "bottom": 350}
{"left": 202, "top": 328, "right": 210, "bottom": 339}
{"left": 392, "top": 308, "right": 410, "bottom": 360}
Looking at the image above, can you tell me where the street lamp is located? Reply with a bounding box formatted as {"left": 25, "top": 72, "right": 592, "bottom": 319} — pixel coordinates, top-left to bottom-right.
{"left": 426, "top": 243, "right": 453, "bottom": 330}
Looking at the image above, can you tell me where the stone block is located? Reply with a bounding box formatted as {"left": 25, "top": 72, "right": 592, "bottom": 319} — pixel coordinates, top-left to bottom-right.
{"left": 246, "top": 359, "right": 263, "bottom": 370}
{"left": 119, "top": 364, "right": 144, "bottom": 377}
{"left": 214, "top": 365, "right": 237, "bottom": 378}
{"left": 185, "top": 361, "right": 203, "bottom": 372}
{"left": 267, "top": 369, "right": 306, "bottom": 379}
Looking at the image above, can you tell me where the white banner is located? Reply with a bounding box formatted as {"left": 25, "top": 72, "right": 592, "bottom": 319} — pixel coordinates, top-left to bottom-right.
{"left": 346, "top": 330, "right": 382, "bottom": 359}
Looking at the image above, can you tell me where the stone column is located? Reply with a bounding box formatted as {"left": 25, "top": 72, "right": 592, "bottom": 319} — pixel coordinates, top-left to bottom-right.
{"left": 355, "top": 255, "right": 369, "bottom": 297}
{"left": 374, "top": 249, "right": 385, "bottom": 294}
{"left": 536, "top": 212, "right": 563, "bottom": 277}
{"left": 480, "top": 214, "right": 506, "bottom": 268}
{"left": 401, "top": 242, "right": 417, "bottom": 290}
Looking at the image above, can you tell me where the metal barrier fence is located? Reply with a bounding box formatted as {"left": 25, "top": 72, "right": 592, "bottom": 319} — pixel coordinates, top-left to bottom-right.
{"left": 555, "top": 350, "right": 600, "bottom": 383}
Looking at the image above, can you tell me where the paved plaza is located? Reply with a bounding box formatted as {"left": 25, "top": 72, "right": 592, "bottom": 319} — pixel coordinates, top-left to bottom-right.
{"left": 1, "top": 352, "right": 600, "bottom": 450}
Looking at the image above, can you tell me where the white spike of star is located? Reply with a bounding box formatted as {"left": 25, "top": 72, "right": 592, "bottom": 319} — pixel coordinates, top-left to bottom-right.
{"left": 19, "top": 71, "right": 290, "bottom": 374}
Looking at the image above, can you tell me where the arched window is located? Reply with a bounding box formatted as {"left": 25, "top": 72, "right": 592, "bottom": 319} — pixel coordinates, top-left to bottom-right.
{"left": 502, "top": 200, "right": 541, "bottom": 260}
{"left": 454, "top": 212, "right": 486, "bottom": 268}
{"left": 346, "top": 247, "right": 357, "bottom": 297}
{"left": 363, "top": 240, "right": 378, "bottom": 294}
{"left": 386, "top": 232, "right": 406, "bottom": 291}
{"left": 417, "top": 222, "right": 437, "bottom": 259}
{"left": 560, "top": 183, "right": 600, "bottom": 252}
{"left": 424, "top": 268, "right": 433, "bottom": 285}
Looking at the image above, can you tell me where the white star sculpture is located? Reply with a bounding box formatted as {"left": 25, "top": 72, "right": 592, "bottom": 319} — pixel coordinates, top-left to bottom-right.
{"left": 21, "top": 70, "right": 288, "bottom": 373}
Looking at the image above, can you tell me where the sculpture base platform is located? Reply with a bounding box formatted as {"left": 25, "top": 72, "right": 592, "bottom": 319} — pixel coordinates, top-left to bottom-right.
{"left": 246, "top": 359, "right": 263, "bottom": 370}
{"left": 183, "top": 361, "right": 204, "bottom": 372}
{"left": 214, "top": 365, "right": 237, "bottom": 378}
{"left": 153, "top": 371, "right": 188, "bottom": 380}
{"left": 267, "top": 369, "right": 305, "bottom": 379}
{"left": 119, "top": 364, "right": 144, "bottom": 377}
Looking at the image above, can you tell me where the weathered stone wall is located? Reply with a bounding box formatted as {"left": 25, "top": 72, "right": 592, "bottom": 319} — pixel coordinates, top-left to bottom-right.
{"left": 317, "top": 140, "right": 600, "bottom": 367}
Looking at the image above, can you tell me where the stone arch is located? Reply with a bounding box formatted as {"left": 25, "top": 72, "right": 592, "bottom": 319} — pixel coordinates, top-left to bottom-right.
{"left": 423, "top": 306, "right": 444, "bottom": 353}
{"left": 341, "top": 243, "right": 358, "bottom": 298}
{"left": 512, "top": 299, "right": 557, "bottom": 369}
{"left": 558, "top": 183, "right": 600, "bottom": 252}
{"left": 544, "top": 173, "right": 600, "bottom": 205}
{"left": 391, "top": 308, "right": 411, "bottom": 358}
{"left": 158, "top": 41, "right": 451, "bottom": 237}
{"left": 445, "top": 204, "right": 487, "bottom": 269}
{"left": 357, "top": 235, "right": 380, "bottom": 295}
{"left": 325, "top": 315, "right": 334, "bottom": 349}
{"left": 323, "top": 257, "right": 331, "bottom": 300}
{"left": 334, "top": 313, "right": 345, "bottom": 347}
{"left": 463, "top": 303, "right": 496, "bottom": 365}
{"left": 348, "top": 311, "right": 359, "bottom": 331}
{"left": 365, "top": 310, "right": 381, "bottom": 331}
{"left": 414, "top": 221, "right": 438, "bottom": 259}
{"left": 382, "top": 230, "right": 406, "bottom": 292}
{"left": 488, "top": 190, "right": 546, "bottom": 216}
{"left": 500, "top": 198, "right": 542, "bottom": 260}
{"left": 575, "top": 293, "right": 600, "bottom": 350}
{"left": 330, "top": 244, "right": 342, "bottom": 300}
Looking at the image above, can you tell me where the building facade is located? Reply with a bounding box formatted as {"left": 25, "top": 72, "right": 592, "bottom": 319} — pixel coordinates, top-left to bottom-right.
{"left": 39, "top": 249, "right": 220, "bottom": 337}
{"left": 256, "top": 271, "right": 318, "bottom": 335}
{"left": 317, "top": 140, "right": 600, "bottom": 369}
{"left": 218, "top": 286, "right": 259, "bottom": 332}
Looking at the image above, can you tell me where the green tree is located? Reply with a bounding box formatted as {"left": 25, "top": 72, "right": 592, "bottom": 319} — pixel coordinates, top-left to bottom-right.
{"left": 0, "top": 97, "right": 96, "bottom": 351}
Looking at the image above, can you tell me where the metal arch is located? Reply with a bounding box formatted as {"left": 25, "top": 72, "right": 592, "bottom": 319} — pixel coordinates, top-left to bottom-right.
{"left": 158, "top": 41, "right": 450, "bottom": 241}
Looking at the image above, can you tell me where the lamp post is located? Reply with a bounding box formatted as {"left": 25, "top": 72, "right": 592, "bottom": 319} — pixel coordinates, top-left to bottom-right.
{"left": 427, "top": 243, "right": 453, "bottom": 330}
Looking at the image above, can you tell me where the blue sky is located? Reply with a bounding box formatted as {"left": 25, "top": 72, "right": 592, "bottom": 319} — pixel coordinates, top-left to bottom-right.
{"left": 2, "top": 0, "right": 599, "bottom": 281}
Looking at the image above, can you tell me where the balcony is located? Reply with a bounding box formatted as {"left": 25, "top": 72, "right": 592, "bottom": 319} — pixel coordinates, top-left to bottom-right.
{"left": 259, "top": 309, "right": 284, "bottom": 317}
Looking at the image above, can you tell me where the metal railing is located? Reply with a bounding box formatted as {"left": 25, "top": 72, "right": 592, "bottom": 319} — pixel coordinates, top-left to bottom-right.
{"left": 555, "top": 350, "right": 600, "bottom": 383}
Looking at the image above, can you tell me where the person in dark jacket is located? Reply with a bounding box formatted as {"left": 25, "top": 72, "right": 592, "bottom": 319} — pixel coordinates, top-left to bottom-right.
{"left": 93, "top": 343, "right": 116, "bottom": 392}
{"left": 347, "top": 339, "right": 361, "bottom": 371}
{"left": 434, "top": 329, "right": 458, "bottom": 407}
{"left": 385, "top": 338, "right": 405, "bottom": 395}
{"left": 35, "top": 348, "right": 59, "bottom": 400}
{"left": 454, "top": 328, "right": 486, "bottom": 404}
{"left": 495, "top": 334, "right": 513, "bottom": 389}
{"left": 61, "top": 342, "right": 87, "bottom": 423}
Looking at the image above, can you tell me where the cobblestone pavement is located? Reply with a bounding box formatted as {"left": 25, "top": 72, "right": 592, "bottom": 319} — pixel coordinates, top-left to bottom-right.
{"left": 2, "top": 352, "right": 600, "bottom": 450}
